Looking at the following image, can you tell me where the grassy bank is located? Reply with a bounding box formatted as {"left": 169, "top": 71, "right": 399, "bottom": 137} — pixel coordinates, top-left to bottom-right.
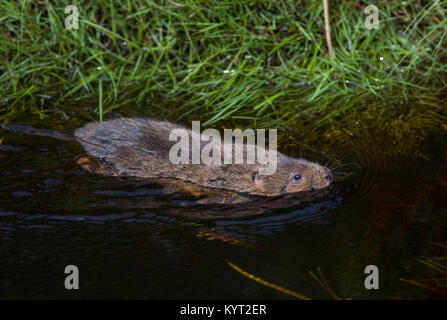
{"left": 0, "top": 0, "right": 446, "bottom": 128}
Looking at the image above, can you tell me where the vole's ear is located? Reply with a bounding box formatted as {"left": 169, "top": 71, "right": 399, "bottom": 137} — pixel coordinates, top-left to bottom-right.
{"left": 251, "top": 170, "right": 266, "bottom": 186}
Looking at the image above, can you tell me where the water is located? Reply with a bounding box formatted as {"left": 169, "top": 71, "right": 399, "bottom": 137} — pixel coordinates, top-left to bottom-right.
{"left": 0, "top": 120, "right": 445, "bottom": 299}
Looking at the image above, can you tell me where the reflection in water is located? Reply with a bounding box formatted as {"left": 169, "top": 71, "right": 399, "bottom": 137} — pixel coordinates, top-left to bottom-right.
{"left": 0, "top": 117, "right": 445, "bottom": 299}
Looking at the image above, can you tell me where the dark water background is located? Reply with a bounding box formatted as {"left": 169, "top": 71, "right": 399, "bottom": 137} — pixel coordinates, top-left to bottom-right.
{"left": 0, "top": 115, "right": 446, "bottom": 299}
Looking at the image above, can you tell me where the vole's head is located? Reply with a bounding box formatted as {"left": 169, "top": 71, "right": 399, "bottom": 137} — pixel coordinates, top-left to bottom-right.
{"left": 251, "top": 157, "right": 332, "bottom": 196}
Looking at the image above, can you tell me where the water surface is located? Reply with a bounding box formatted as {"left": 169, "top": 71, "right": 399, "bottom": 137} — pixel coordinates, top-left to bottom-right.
{"left": 0, "top": 117, "right": 445, "bottom": 299}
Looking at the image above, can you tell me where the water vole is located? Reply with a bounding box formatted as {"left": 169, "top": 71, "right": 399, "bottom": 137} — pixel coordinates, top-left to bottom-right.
{"left": 74, "top": 118, "right": 332, "bottom": 197}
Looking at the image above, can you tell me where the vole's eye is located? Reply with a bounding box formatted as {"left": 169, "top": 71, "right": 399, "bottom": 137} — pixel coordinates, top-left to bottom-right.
{"left": 293, "top": 174, "right": 302, "bottom": 181}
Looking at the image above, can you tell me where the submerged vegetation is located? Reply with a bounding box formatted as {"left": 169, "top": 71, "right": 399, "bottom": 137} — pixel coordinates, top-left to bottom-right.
{"left": 400, "top": 242, "right": 447, "bottom": 296}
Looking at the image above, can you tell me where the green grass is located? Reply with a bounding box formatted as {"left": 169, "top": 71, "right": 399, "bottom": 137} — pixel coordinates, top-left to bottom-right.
{"left": 0, "top": 0, "right": 446, "bottom": 128}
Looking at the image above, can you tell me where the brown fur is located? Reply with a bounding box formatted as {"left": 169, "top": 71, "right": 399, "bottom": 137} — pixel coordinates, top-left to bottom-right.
{"left": 74, "top": 118, "right": 332, "bottom": 197}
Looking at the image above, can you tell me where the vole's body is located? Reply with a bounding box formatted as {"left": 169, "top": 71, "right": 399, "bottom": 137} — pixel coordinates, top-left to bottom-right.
{"left": 74, "top": 118, "right": 332, "bottom": 197}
